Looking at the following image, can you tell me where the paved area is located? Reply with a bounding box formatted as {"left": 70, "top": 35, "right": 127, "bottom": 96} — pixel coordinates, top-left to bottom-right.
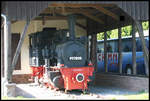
{"left": 15, "top": 83, "right": 139, "bottom": 100}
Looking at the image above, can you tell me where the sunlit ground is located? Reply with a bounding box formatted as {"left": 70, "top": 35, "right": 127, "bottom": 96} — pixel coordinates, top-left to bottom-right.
{"left": 2, "top": 92, "right": 149, "bottom": 100}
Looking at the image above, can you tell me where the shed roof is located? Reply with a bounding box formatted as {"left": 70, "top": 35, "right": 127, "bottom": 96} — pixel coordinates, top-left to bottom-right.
{"left": 1, "top": 1, "right": 149, "bottom": 34}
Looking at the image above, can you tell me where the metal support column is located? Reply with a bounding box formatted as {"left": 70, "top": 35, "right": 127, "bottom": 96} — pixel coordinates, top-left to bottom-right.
{"left": 1, "top": 14, "right": 11, "bottom": 83}
{"left": 104, "top": 31, "right": 108, "bottom": 72}
{"left": 132, "top": 22, "right": 137, "bottom": 75}
{"left": 118, "top": 27, "right": 122, "bottom": 74}
{"left": 1, "top": 14, "right": 11, "bottom": 97}
{"left": 135, "top": 20, "right": 149, "bottom": 76}
{"left": 10, "top": 20, "right": 30, "bottom": 82}
{"left": 1, "top": 21, "right": 4, "bottom": 78}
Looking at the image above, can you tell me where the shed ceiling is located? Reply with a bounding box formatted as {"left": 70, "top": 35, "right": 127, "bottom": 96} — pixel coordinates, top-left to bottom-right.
{"left": 1, "top": 1, "right": 149, "bottom": 34}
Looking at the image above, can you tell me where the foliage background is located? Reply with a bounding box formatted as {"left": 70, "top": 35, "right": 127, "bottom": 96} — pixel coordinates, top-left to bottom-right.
{"left": 97, "top": 21, "right": 149, "bottom": 40}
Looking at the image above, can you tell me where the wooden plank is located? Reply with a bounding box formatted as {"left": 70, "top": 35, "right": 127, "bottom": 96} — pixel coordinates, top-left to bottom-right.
{"left": 80, "top": 12, "right": 104, "bottom": 24}
{"left": 41, "top": 7, "right": 104, "bottom": 24}
{"left": 42, "top": 8, "right": 95, "bottom": 15}
{"left": 76, "top": 22, "right": 87, "bottom": 30}
{"left": 93, "top": 5, "right": 119, "bottom": 20}
{"left": 104, "top": 31, "right": 108, "bottom": 72}
{"left": 96, "top": 6, "right": 119, "bottom": 18}
{"left": 135, "top": 20, "right": 149, "bottom": 76}
{"left": 34, "top": 16, "right": 84, "bottom": 20}
{"left": 34, "top": 16, "right": 86, "bottom": 30}
{"left": 49, "top": 3, "right": 115, "bottom": 8}
{"left": 65, "top": 8, "right": 94, "bottom": 14}
{"left": 60, "top": 8, "right": 104, "bottom": 24}
{"left": 34, "top": 16, "right": 67, "bottom": 20}
{"left": 118, "top": 27, "right": 122, "bottom": 74}
{"left": 132, "top": 23, "right": 137, "bottom": 75}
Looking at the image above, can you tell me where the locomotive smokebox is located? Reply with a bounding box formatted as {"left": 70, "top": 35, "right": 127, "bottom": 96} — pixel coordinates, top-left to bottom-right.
{"left": 68, "top": 14, "right": 76, "bottom": 40}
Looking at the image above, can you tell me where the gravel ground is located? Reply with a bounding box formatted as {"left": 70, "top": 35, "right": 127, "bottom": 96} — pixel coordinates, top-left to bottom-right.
{"left": 15, "top": 83, "right": 139, "bottom": 100}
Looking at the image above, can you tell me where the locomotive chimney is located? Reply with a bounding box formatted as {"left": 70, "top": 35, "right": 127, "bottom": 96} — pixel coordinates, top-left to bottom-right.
{"left": 68, "top": 14, "right": 76, "bottom": 40}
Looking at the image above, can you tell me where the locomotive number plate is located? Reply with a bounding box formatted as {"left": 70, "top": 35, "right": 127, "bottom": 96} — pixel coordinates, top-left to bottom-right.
{"left": 69, "top": 57, "right": 82, "bottom": 60}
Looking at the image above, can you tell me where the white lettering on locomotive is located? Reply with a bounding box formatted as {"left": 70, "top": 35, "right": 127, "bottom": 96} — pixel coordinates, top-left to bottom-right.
{"left": 69, "top": 56, "right": 82, "bottom": 60}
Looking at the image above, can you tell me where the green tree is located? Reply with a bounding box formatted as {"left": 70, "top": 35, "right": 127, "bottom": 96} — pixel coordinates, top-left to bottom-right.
{"left": 121, "top": 25, "right": 132, "bottom": 37}
{"left": 142, "top": 21, "right": 149, "bottom": 30}
{"left": 106, "top": 30, "right": 112, "bottom": 39}
{"left": 97, "top": 32, "right": 104, "bottom": 40}
{"left": 97, "top": 21, "right": 149, "bottom": 40}
{"left": 110, "top": 29, "right": 118, "bottom": 39}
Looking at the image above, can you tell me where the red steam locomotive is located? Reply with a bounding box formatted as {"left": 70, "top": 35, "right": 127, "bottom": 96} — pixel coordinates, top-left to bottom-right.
{"left": 28, "top": 15, "right": 94, "bottom": 93}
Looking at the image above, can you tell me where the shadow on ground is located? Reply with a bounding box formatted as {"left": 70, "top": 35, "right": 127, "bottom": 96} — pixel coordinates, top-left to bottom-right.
{"left": 15, "top": 86, "right": 36, "bottom": 98}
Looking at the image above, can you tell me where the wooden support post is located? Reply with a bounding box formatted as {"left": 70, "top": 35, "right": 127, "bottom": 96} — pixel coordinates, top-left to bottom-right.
{"left": 89, "top": 34, "right": 97, "bottom": 85}
{"left": 91, "top": 34, "right": 97, "bottom": 72}
{"left": 104, "top": 31, "right": 108, "bottom": 72}
{"left": 42, "top": 16, "right": 45, "bottom": 25}
{"left": 132, "top": 23, "right": 137, "bottom": 75}
{"left": 118, "top": 27, "right": 122, "bottom": 74}
{"left": 8, "top": 20, "right": 12, "bottom": 82}
{"left": 10, "top": 21, "right": 30, "bottom": 82}
{"left": 135, "top": 20, "right": 149, "bottom": 76}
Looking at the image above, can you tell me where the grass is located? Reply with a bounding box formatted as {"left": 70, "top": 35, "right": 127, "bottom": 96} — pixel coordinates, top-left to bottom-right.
{"left": 2, "top": 96, "right": 36, "bottom": 100}
{"left": 124, "top": 93, "right": 149, "bottom": 100}
{"left": 111, "top": 92, "right": 149, "bottom": 100}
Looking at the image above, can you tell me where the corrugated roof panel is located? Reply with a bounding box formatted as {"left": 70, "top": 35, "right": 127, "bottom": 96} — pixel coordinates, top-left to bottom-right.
{"left": 2, "top": 1, "right": 149, "bottom": 21}
{"left": 4, "top": 1, "right": 52, "bottom": 21}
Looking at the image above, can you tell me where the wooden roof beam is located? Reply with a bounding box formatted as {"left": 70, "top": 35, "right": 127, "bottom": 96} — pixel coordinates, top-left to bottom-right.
{"left": 42, "top": 8, "right": 94, "bottom": 15}
{"left": 95, "top": 6, "right": 119, "bottom": 17}
{"left": 58, "top": 8, "right": 104, "bottom": 24}
{"left": 76, "top": 22, "right": 87, "bottom": 30}
{"left": 92, "top": 5, "right": 119, "bottom": 20}
{"left": 42, "top": 8, "right": 104, "bottom": 24}
{"left": 33, "top": 16, "right": 85, "bottom": 20}
{"left": 79, "top": 11, "right": 104, "bottom": 24}
{"left": 49, "top": 3, "right": 115, "bottom": 8}
{"left": 33, "top": 16, "right": 87, "bottom": 30}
